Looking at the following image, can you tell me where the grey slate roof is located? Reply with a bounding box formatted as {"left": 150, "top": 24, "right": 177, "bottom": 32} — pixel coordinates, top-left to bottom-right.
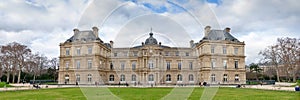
{"left": 65, "top": 31, "right": 102, "bottom": 43}
{"left": 132, "top": 32, "right": 171, "bottom": 48}
{"left": 65, "top": 30, "right": 112, "bottom": 48}
{"left": 202, "top": 30, "right": 240, "bottom": 42}
{"left": 145, "top": 33, "right": 158, "bottom": 45}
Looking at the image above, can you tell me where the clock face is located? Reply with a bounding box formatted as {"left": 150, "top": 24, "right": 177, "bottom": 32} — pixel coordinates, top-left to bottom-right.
{"left": 150, "top": 49, "right": 153, "bottom": 53}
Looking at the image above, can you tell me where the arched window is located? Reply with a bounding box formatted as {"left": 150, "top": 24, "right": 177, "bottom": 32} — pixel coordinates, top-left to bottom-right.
{"left": 223, "top": 74, "right": 228, "bottom": 82}
{"left": 120, "top": 74, "right": 125, "bottom": 81}
{"left": 189, "top": 74, "right": 194, "bottom": 81}
{"left": 65, "top": 74, "right": 69, "bottom": 83}
{"left": 235, "top": 74, "right": 239, "bottom": 81}
{"left": 76, "top": 74, "right": 80, "bottom": 82}
{"left": 148, "top": 74, "right": 154, "bottom": 81}
{"left": 132, "top": 74, "right": 136, "bottom": 81}
{"left": 177, "top": 74, "right": 182, "bottom": 81}
{"left": 211, "top": 74, "right": 216, "bottom": 82}
{"left": 109, "top": 75, "right": 114, "bottom": 81}
{"left": 166, "top": 74, "right": 171, "bottom": 81}
{"left": 87, "top": 74, "right": 92, "bottom": 82}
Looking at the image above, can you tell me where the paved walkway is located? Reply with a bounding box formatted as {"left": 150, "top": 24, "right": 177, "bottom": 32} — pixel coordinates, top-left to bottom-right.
{"left": 243, "top": 85, "right": 295, "bottom": 91}
{"left": 0, "top": 84, "right": 296, "bottom": 92}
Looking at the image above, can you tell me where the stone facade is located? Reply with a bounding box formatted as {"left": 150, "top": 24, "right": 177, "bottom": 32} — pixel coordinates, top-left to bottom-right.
{"left": 58, "top": 26, "right": 246, "bottom": 85}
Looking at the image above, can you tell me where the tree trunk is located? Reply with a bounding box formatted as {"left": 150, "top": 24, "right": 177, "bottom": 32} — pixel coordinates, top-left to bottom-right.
{"left": 17, "top": 70, "right": 21, "bottom": 83}
{"left": 33, "top": 74, "right": 36, "bottom": 84}
{"left": 275, "top": 68, "right": 280, "bottom": 82}
{"left": 22, "top": 74, "right": 27, "bottom": 82}
{"left": 12, "top": 72, "right": 15, "bottom": 83}
{"left": 293, "top": 75, "right": 297, "bottom": 82}
{"left": 255, "top": 72, "right": 258, "bottom": 81}
{"left": 6, "top": 72, "right": 10, "bottom": 83}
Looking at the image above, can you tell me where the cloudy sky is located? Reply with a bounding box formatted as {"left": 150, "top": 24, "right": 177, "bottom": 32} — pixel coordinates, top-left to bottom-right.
{"left": 0, "top": 0, "right": 299, "bottom": 64}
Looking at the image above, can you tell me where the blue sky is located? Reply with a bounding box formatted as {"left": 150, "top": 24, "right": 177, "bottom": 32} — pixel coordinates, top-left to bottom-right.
{"left": 0, "top": 0, "right": 299, "bottom": 64}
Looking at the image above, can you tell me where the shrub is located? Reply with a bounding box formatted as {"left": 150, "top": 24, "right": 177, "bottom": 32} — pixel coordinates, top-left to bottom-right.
{"left": 0, "top": 82, "right": 13, "bottom": 88}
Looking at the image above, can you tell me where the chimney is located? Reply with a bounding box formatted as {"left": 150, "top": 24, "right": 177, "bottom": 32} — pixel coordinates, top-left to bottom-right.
{"left": 190, "top": 40, "right": 194, "bottom": 47}
{"left": 225, "top": 27, "right": 231, "bottom": 33}
{"left": 204, "top": 26, "right": 211, "bottom": 37}
{"left": 110, "top": 40, "right": 114, "bottom": 48}
{"left": 73, "top": 28, "right": 79, "bottom": 35}
{"left": 92, "top": 26, "right": 99, "bottom": 37}
{"left": 159, "top": 42, "right": 161, "bottom": 46}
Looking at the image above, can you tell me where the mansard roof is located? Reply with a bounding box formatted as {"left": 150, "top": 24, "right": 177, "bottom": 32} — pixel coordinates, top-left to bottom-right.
{"left": 64, "top": 28, "right": 112, "bottom": 48}
{"left": 65, "top": 30, "right": 102, "bottom": 43}
{"left": 202, "top": 28, "right": 240, "bottom": 42}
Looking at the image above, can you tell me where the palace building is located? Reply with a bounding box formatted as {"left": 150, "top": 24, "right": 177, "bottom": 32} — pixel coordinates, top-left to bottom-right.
{"left": 58, "top": 26, "right": 246, "bottom": 85}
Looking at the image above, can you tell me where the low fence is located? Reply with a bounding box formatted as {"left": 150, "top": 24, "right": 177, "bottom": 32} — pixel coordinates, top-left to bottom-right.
{"left": 29, "top": 80, "right": 57, "bottom": 84}
{"left": 246, "top": 80, "right": 275, "bottom": 85}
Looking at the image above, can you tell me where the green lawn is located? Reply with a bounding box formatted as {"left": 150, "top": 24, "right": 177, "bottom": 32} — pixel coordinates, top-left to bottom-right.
{"left": 0, "top": 87, "right": 299, "bottom": 100}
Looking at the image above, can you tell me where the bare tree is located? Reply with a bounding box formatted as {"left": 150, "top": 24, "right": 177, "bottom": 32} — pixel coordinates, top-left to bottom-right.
{"left": 260, "top": 37, "right": 300, "bottom": 82}
{"left": 0, "top": 56, "right": 4, "bottom": 81}
{"left": 26, "top": 53, "right": 48, "bottom": 83}
{"left": 1, "top": 42, "right": 31, "bottom": 83}
{"left": 260, "top": 45, "right": 281, "bottom": 82}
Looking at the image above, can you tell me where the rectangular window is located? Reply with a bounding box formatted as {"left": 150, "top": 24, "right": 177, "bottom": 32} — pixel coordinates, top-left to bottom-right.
{"left": 123, "top": 52, "right": 128, "bottom": 56}
{"left": 223, "top": 60, "right": 227, "bottom": 69}
{"left": 148, "top": 60, "right": 154, "bottom": 69}
{"left": 88, "top": 60, "right": 92, "bottom": 69}
{"left": 211, "top": 59, "right": 216, "bottom": 69}
{"left": 76, "top": 48, "right": 81, "bottom": 55}
{"left": 121, "top": 62, "right": 125, "bottom": 70}
{"left": 235, "top": 60, "right": 239, "bottom": 69}
{"left": 66, "top": 48, "right": 70, "bottom": 56}
{"left": 65, "top": 62, "right": 69, "bottom": 70}
{"left": 133, "top": 51, "right": 138, "bottom": 56}
{"left": 132, "top": 61, "right": 136, "bottom": 70}
{"left": 211, "top": 74, "right": 216, "bottom": 82}
{"left": 234, "top": 47, "right": 238, "bottom": 55}
{"left": 189, "top": 62, "right": 193, "bottom": 70}
{"left": 88, "top": 47, "right": 92, "bottom": 54}
{"left": 114, "top": 53, "right": 117, "bottom": 57}
{"left": 185, "top": 52, "right": 189, "bottom": 56}
{"left": 211, "top": 46, "right": 215, "bottom": 54}
{"left": 189, "top": 74, "right": 194, "bottom": 81}
{"left": 76, "top": 60, "right": 80, "bottom": 69}
{"left": 110, "top": 62, "right": 114, "bottom": 70}
{"left": 176, "top": 52, "right": 179, "bottom": 56}
{"left": 178, "top": 62, "right": 182, "bottom": 70}
{"left": 165, "top": 52, "right": 169, "bottom": 56}
{"left": 223, "top": 46, "right": 227, "bottom": 54}
{"left": 166, "top": 62, "right": 170, "bottom": 70}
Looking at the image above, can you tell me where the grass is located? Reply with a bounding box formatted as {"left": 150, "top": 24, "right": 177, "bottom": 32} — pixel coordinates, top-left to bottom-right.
{"left": 0, "top": 82, "right": 13, "bottom": 88}
{"left": 0, "top": 87, "right": 299, "bottom": 100}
